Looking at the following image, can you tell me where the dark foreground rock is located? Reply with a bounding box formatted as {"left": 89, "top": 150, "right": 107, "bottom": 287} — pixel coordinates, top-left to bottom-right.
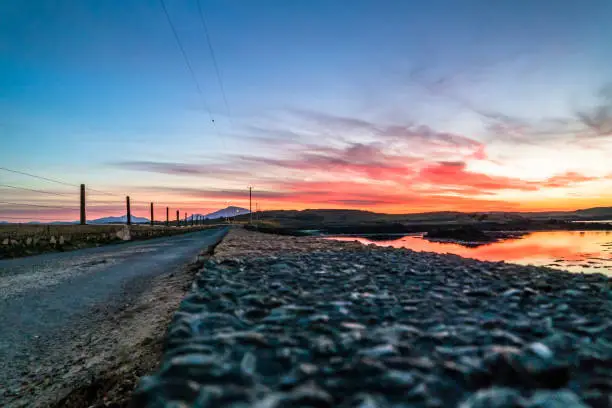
{"left": 132, "top": 230, "right": 612, "bottom": 407}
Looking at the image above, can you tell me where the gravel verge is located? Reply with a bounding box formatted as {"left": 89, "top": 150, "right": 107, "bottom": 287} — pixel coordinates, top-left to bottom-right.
{"left": 133, "top": 229, "right": 612, "bottom": 407}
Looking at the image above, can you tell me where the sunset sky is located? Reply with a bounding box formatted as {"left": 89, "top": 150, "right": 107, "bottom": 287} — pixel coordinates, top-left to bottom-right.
{"left": 1, "top": 0, "right": 612, "bottom": 221}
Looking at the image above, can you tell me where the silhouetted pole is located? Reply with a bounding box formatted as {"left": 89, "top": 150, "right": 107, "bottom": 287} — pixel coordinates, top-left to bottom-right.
{"left": 150, "top": 202, "right": 154, "bottom": 226}
{"left": 190, "top": 214, "right": 194, "bottom": 226}
{"left": 176, "top": 210, "right": 179, "bottom": 226}
{"left": 80, "top": 184, "right": 86, "bottom": 225}
{"left": 166, "top": 207, "right": 169, "bottom": 227}
{"left": 184, "top": 212, "right": 187, "bottom": 226}
{"left": 126, "top": 196, "right": 131, "bottom": 225}
{"left": 249, "top": 186, "right": 253, "bottom": 224}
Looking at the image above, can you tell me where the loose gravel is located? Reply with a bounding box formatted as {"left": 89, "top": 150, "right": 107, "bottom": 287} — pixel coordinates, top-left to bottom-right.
{"left": 133, "top": 229, "right": 612, "bottom": 407}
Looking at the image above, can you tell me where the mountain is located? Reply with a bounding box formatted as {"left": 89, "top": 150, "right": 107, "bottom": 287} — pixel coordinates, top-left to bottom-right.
{"left": 90, "top": 215, "right": 150, "bottom": 224}
{"left": 203, "top": 206, "right": 250, "bottom": 220}
{"left": 573, "top": 207, "right": 612, "bottom": 219}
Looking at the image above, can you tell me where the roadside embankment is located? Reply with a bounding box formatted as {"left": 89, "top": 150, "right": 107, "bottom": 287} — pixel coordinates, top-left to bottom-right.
{"left": 133, "top": 228, "right": 612, "bottom": 407}
{"left": 0, "top": 224, "right": 223, "bottom": 259}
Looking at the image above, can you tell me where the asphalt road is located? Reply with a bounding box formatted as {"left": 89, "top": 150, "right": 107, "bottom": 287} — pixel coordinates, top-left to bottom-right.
{"left": 0, "top": 227, "right": 227, "bottom": 395}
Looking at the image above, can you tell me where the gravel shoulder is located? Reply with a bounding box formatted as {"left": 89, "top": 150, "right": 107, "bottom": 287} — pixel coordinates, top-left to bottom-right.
{"left": 0, "top": 228, "right": 227, "bottom": 408}
{"left": 134, "top": 228, "right": 612, "bottom": 407}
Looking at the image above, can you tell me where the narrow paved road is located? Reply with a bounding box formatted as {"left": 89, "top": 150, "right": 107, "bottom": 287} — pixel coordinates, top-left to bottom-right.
{"left": 0, "top": 227, "right": 227, "bottom": 395}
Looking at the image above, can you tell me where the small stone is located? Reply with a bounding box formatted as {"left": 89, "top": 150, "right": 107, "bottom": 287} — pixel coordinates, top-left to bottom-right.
{"left": 284, "top": 382, "right": 333, "bottom": 407}
{"left": 240, "top": 352, "right": 256, "bottom": 376}
{"left": 341, "top": 322, "right": 367, "bottom": 331}
{"left": 525, "top": 390, "right": 589, "bottom": 408}
{"left": 298, "top": 363, "right": 318, "bottom": 376}
{"left": 528, "top": 342, "right": 553, "bottom": 360}
{"left": 459, "top": 387, "right": 525, "bottom": 408}
{"left": 358, "top": 344, "right": 397, "bottom": 358}
{"left": 382, "top": 370, "right": 416, "bottom": 387}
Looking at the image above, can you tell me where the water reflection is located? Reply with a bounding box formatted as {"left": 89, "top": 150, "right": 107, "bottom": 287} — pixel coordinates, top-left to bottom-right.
{"left": 329, "top": 231, "right": 612, "bottom": 276}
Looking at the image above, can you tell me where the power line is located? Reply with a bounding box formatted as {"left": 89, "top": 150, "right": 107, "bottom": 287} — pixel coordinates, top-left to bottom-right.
{"left": 160, "top": 0, "right": 216, "bottom": 126}
{"left": 0, "top": 215, "right": 70, "bottom": 221}
{"left": 0, "top": 201, "right": 79, "bottom": 210}
{"left": 86, "top": 187, "right": 122, "bottom": 197}
{"left": 0, "top": 167, "right": 78, "bottom": 187}
{"left": 196, "top": 0, "right": 233, "bottom": 123}
{"left": 0, "top": 167, "right": 122, "bottom": 196}
{"left": 0, "top": 184, "right": 74, "bottom": 197}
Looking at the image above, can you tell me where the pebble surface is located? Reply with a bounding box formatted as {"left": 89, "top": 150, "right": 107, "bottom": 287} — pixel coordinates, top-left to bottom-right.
{"left": 133, "top": 229, "right": 612, "bottom": 407}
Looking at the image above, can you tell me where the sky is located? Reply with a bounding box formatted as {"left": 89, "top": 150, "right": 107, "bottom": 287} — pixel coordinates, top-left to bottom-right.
{"left": 1, "top": 0, "right": 612, "bottom": 221}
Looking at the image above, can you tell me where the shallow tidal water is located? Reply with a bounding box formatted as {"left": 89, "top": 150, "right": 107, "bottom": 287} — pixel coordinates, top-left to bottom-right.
{"left": 329, "top": 230, "right": 612, "bottom": 276}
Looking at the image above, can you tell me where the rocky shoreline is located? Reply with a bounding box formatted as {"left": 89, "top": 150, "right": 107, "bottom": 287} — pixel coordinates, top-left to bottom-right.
{"left": 133, "top": 228, "right": 612, "bottom": 407}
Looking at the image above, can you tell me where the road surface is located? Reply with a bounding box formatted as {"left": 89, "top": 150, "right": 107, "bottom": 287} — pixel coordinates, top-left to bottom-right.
{"left": 0, "top": 227, "right": 227, "bottom": 402}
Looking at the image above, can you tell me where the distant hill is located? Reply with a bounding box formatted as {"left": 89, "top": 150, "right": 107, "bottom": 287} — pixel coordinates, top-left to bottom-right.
{"left": 90, "top": 215, "right": 150, "bottom": 224}
{"left": 572, "top": 207, "right": 612, "bottom": 219}
{"left": 1, "top": 206, "right": 610, "bottom": 225}
{"left": 252, "top": 206, "right": 612, "bottom": 231}
{"left": 203, "top": 206, "right": 250, "bottom": 220}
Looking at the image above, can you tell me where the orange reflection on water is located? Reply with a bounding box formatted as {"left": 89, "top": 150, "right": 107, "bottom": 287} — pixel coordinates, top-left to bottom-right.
{"left": 330, "top": 231, "right": 612, "bottom": 275}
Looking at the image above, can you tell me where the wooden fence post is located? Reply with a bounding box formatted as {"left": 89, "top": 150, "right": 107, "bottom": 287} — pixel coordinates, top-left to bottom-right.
{"left": 80, "top": 184, "right": 86, "bottom": 225}
{"left": 166, "top": 207, "right": 169, "bottom": 227}
{"left": 150, "top": 202, "right": 154, "bottom": 226}
{"left": 126, "top": 196, "right": 131, "bottom": 225}
{"left": 176, "top": 210, "right": 179, "bottom": 226}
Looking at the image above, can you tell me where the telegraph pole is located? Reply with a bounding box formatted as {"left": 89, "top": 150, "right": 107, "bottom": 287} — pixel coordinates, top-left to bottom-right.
{"left": 150, "top": 202, "right": 154, "bottom": 226}
{"left": 126, "top": 196, "right": 131, "bottom": 225}
{"left": 80, "top": 184, "right": 86, "bottom": 225}
{"left": 166, "top": 207, "right": 169, "bottom": 227}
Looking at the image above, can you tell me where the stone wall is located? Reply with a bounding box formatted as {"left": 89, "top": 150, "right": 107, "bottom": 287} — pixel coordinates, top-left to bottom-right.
{"left": 0, "top": 224, "right": 221, "bottom": 259}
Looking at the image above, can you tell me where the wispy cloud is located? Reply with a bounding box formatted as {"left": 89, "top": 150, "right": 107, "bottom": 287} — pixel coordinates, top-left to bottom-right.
{"left": 111, "top": 160, "right": 250, "bottom": 178}
{"left": 102, "top": 105, "right": 607, "bottom": 214}
{"left": 576, "top": 84, "right": 612, "bottom": 137}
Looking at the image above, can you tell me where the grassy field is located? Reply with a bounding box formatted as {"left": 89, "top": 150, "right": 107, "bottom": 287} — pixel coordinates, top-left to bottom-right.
{"left": 236, "top": 208, "right": 612, "bottom": 235}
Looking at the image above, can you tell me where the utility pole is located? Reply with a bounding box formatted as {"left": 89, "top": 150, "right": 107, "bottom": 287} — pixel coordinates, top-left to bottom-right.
{"left": 80, "top": 184, "right": 86, "bottom": 225}
{"left": 126, "top": 196, "right": 131, "bottom": 225}
{"left": 176, "top": 210, "right": 179, "bottom": 226}
{"left": 150, "top": 202, "right": 154, "bottom": 226}
{"left": 166, "top": 207, "right": 169, "bottom": 227}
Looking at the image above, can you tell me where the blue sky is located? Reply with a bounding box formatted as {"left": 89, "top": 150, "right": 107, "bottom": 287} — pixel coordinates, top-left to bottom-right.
{"left": 1, "top": 0, "right": 612, "bottom": 220}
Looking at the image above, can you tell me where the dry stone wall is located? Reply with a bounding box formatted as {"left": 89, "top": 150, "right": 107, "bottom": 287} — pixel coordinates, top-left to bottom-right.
{"left": 0, "top": 224, "right": 218, "bottom": 258}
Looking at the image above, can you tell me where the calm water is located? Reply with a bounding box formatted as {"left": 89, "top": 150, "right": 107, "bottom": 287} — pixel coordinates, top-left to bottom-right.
{"left": 329, "top": 230, "right": 612, "bottom": 276}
